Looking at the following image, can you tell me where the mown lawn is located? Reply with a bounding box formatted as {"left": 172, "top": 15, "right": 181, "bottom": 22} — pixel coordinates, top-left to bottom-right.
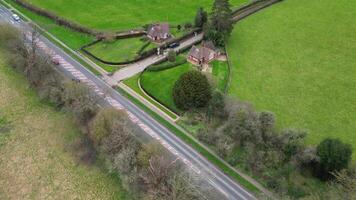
{"left": 227, "top": 0, "right": 356, "bottom": 160}
{"left": 141, "top": 63, "right": 194, "bottom": 113}
{"left": 85, "top": 37, "right": 156, "bottom": 63}
{"left": 212, "top": 60, "right": 229, "bottom": 92}
{"left": 0, "top": 52, "right": 130, "bottom": 199}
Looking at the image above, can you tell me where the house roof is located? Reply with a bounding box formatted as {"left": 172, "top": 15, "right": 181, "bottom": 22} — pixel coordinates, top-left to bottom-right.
{"left": 188, "top": 45, "right": 216, "bottom": 61}
{"left": 147, "top": 23, "right": 170, "bottom": 38}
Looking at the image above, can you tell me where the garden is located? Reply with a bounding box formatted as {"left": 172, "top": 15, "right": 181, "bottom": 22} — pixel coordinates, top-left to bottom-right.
{"left": 124, "top": 51, "right": 229, "bottom": 115}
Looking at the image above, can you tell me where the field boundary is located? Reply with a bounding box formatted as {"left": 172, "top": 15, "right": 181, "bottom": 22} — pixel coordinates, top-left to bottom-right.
{"left": 223, "top": 48, "right": 232, "bottom": 94}
{"left": 232, "top": 0, "right": 283, "bottom": 22}
{"left": 11, "top": 0, "right": 99, "bottom": 36}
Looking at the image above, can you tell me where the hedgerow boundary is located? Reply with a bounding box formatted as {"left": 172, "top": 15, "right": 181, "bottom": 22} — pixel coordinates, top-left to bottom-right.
{"left": 12, "top": 0, "right": 99, "bottom": 36}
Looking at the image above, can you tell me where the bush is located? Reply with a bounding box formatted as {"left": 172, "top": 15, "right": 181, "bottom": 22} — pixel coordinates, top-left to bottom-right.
{"left": 173, "top": 71, "right": 212, "bottom": 110}
{"left": 13, "top": 0, "right": 98, "bottom": 36}
{"left": 206, "top": 90, "right": 226, "bottom": 121}
{"left": 195, "top": 7, "right": 208, "bottom": 28}
{"left": 167, "top": 49, "right": 177, "bottom": 62}
{"left": 316, "top": 138, "right": 352, "bottom": 180}
{"left": 90, "top": 108, "right": 127, "bottom": 144}
{"left": 63, "top": 82, "right": 99, "bottom": 124}
{"left": 196, "top": 128, "right": 218, "bottom": 145}
{"left": 147, "top": 56, "right": 186, "bottom": 72}
{"left": 184, "top": 22, "right": 193, "bottom": 30}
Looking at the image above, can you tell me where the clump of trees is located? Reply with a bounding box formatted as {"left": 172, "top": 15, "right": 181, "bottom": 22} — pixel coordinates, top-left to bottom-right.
{"left": 204, "top": 0, "right": 234, "bottom": 47}
{"left": 89, "top": 108, "right": 210, "bottom": 200}
{"left": 191, "top": 91, "right": 354, "bottom": 198}
{"left": 173, "top": 71, "right": 212, "bottom": 110}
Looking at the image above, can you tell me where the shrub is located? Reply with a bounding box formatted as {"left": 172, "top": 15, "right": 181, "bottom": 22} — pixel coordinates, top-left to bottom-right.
{"left": 13, "top": 0, "right": 98, "bottom": 36}
{"left": 316, "top": 138, "right": 352, "bottom": 180}
{"left": 167, "top": 49, "right": 177, "bottom": 62}
{"left": 90, "top": 108, "right": 128, "bottom": 144}
{"left": 173, "top": 71, "right": 212, "bottom": 110}
{"left": 196, "top": 128, "right": 218, "bottom": 145}
{"left": 206, "top": 90, "right": 226, "bottom": 121}
{"left": 147, "top": 56, "right": 186, "bottom": 72}
{"left": 63, "top": 82, "right": 99, "bottom": 124}
{"left": 184, "top": 22, "right": 193, "bottom": 30}
{"left": 195, "top": 7, "right": 208, "bottom": 28}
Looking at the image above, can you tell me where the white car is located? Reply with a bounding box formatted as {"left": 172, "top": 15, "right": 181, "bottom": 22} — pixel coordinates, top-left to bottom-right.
{"left": 12, "top": 14, "right": 20, "bottom": 22}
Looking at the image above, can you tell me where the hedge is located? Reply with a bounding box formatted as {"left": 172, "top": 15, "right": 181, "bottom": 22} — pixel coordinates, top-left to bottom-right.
{"left": 146, "top": 57, "right": 187, "bottom": 72}
{"left": 137, "top": 41, "right": 152, "bottom": 55}
{"left": 13, "top": 0, "right": 99, "bottom": 36}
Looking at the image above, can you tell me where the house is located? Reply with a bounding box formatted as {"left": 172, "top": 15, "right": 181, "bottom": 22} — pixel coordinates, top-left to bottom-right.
{"left": 147, "top": 23, "right": 171, "bottom": 42}
{"left": 187, "top": 41, "right": 218, "bottom": 67}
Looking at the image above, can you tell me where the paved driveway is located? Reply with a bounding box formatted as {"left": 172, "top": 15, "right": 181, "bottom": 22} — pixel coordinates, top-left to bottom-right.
{"left": 111, "top": 33, "right": 204, "bottom": 82}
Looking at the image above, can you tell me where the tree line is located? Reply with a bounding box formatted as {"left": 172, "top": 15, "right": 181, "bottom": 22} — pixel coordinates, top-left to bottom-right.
{"left": 0, "top": 23, "right": 222, "bottom": 200}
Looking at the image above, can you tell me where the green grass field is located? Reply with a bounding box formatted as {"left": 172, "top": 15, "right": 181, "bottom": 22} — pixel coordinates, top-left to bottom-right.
{"left": 0, "top": 52, "right": 129, "bottom": 199}
{"left": 23, "top": 0, "right": 248, "bottom": 30}
{"left": 5, "top": 0, "right": 249, "bottom": 49}
{"left": 227, "top": 0, "right": 356, "bottom": 160}
{"left": 85, "top": 37, "right": 156, "bottom": 63}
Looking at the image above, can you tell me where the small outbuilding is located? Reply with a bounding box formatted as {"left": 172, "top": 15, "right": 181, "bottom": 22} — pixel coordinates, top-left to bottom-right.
{"left": 187, "top": 41, "right": 218, "bottom": 67}
{"left": 147, "top": 23, "right": 171, "bottom": 42}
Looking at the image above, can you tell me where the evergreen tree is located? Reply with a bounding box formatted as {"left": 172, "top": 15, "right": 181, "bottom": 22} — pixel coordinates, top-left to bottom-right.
{"left": 173, "top": 71, "right": 212, "bottom": 110}
{"left": 204, "top": 0, "right": 233, "bottom": 47}
{"left": 316, "top": 138, "right": 352, "bottom": 180}
{"left": 195, "top": 7, "right": 208, "bottom": 28}
{"left": 210, "top": 0, "right": 233, "bottom": 37}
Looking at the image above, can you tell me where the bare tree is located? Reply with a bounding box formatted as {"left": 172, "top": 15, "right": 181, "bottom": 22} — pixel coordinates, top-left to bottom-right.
{"left": 63, "top": 81, "right": 99, "bottom": 124}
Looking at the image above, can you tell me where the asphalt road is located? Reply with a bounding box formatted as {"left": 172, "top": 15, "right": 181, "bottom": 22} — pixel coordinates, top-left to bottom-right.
{"left": 0, "top": 5, "right": 258, "bottom": 200}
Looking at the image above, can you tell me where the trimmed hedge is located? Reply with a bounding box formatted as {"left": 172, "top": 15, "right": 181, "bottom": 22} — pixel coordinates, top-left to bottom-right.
{"left": 147, "top": 57, "right": 187, "bottom": 72}
{"left": 137, "top": 41, "right": 152, "bottom": 55}
{"left": 13, "top": 0, "right": 99, "bottom": 36}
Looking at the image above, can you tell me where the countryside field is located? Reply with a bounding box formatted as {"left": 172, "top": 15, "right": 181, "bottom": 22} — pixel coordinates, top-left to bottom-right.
{"left": 0, "top": 53, "right": 129, "bottom": 199}
{"left": 6, "top": 0, "right": 248, "bottom": 49}
{"left": 227, "top": 0, "right": 356, "bottom": 159}
{"left": 22, "top": 0, "right": 248, "bottom": 30}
